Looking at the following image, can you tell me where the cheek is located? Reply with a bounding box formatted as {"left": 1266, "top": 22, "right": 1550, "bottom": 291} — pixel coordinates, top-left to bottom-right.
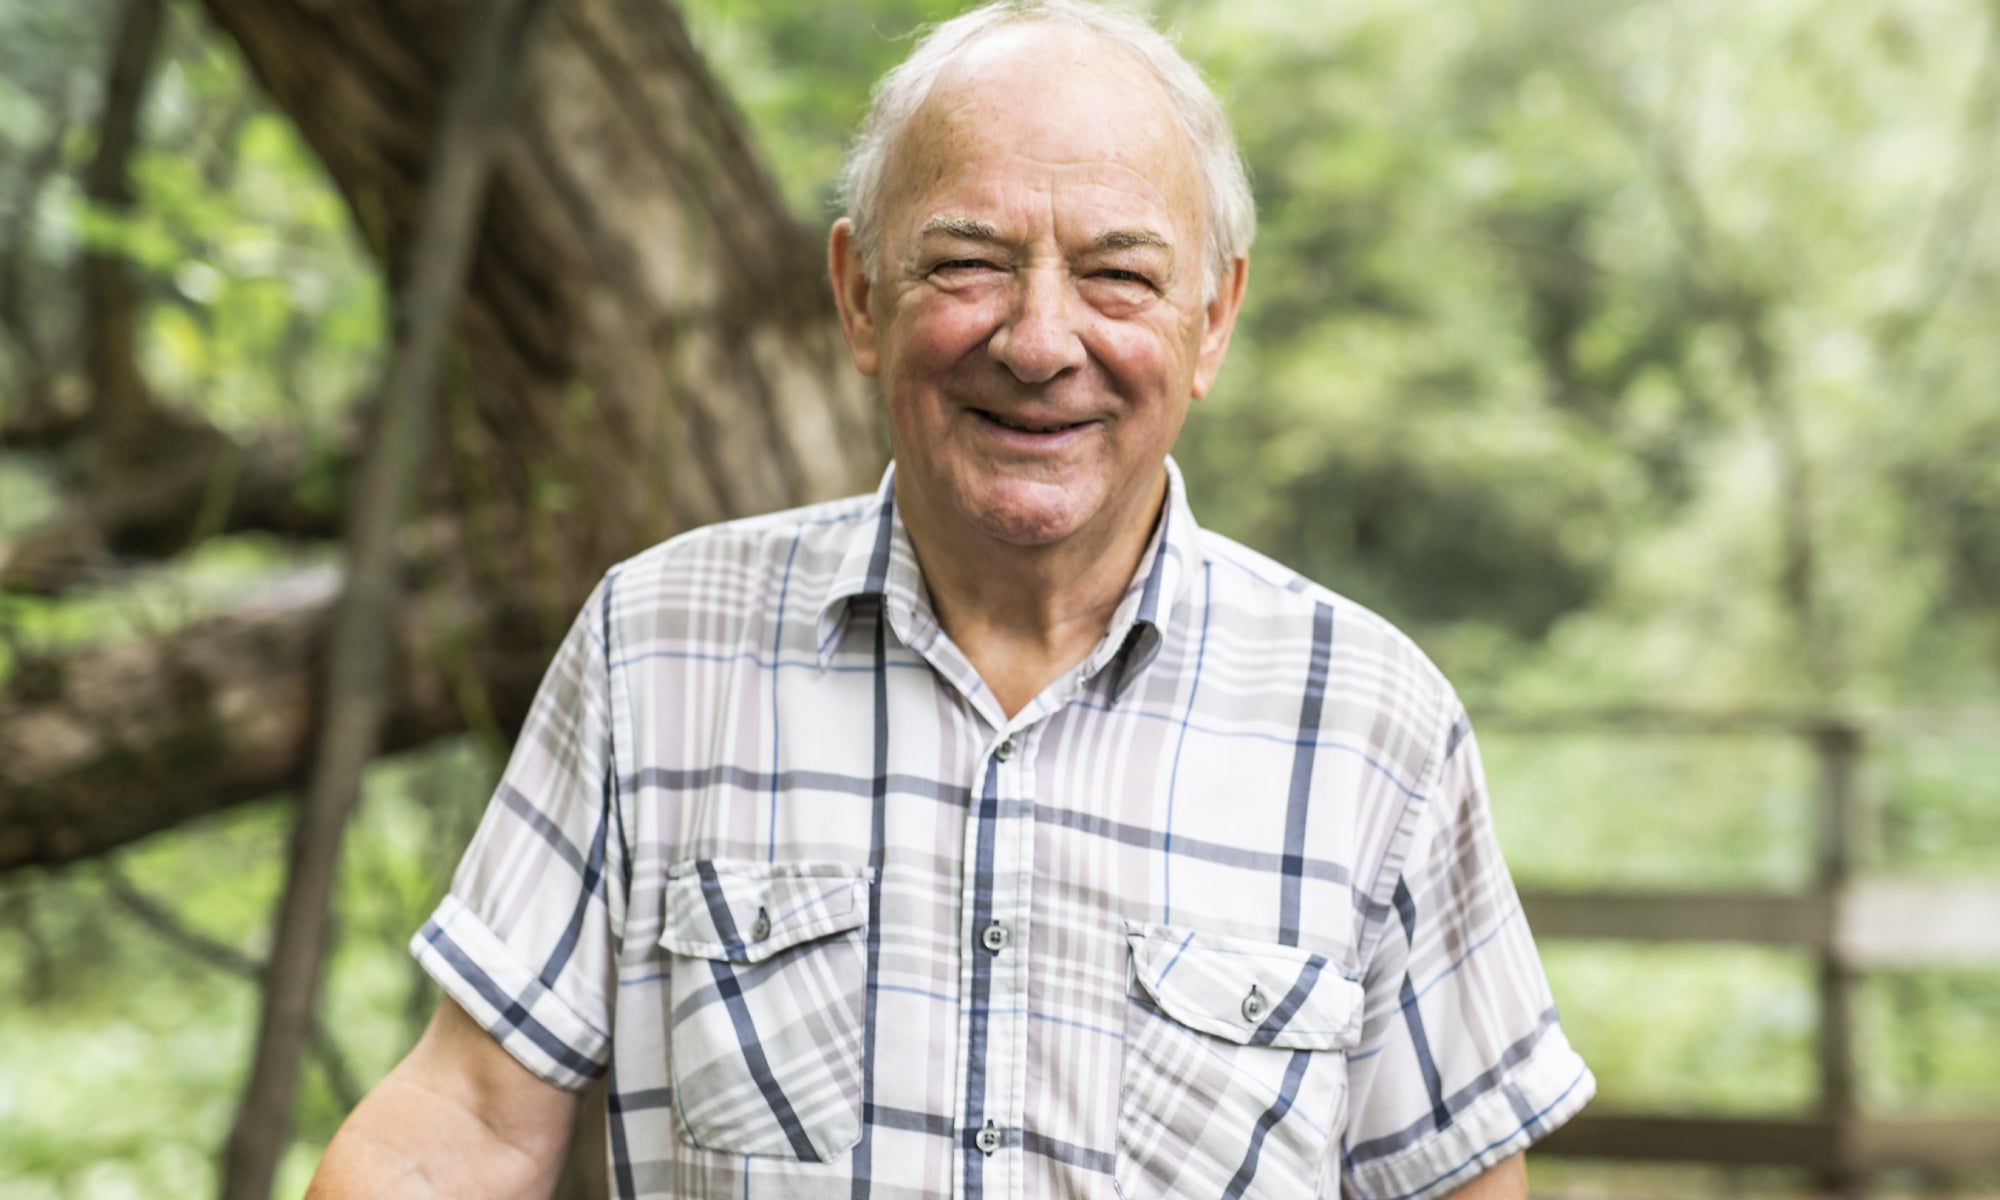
{"left": 1087, "top": 321, "right": 1183, "bottom": 395}
{"left": 886, "top": 295, "right": 1001, "bottom": 378}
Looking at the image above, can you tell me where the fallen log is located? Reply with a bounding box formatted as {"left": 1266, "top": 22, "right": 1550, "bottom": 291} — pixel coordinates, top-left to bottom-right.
{"left": 0, "top": 563, "right": 551, "bottom": 870}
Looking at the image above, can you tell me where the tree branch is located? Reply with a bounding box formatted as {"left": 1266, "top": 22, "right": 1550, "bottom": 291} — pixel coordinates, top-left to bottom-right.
{"left": 1, "top": 878, "right": 60, "bottom": 1003}
{"left": 102, "top": 862, "right": 263, "bottom": 975}
{"left": 219, "top": 0, "right": 553, "bottom": 1192}
{"left": 80, "top": 0, "right": 166, "bottom": 464}
{"left": 100, "top": 864, "right": 363, "bottom": 1110}
{"left": 0, "top": 429, "right": 345, "bottom": 593}
{"left": 0, "top": 554, "right": 555, "bottom": 871}
{"left": 1878, "top": 0, "right": 2000, "bottom": 359}
{"left": 0, "top": 95, "right": 73, "bottom": 429}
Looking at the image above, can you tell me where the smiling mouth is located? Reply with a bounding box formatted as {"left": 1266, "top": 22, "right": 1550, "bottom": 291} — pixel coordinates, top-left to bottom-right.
{"left": 976, "top": 409, "right": 1090, "bottom": 434}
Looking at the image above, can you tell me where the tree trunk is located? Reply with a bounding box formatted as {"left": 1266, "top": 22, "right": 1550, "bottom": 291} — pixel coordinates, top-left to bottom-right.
{"left": 0, "top": 0, "right": 883, "bottom": 867}
{"left": 199, "top": 0, "right": 881, "bottom": 578}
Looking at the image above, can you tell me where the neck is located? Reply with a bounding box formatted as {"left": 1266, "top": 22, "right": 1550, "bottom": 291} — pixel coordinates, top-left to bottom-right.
{"left": 897, "top": 470, "right": 1165, "bottom": 719}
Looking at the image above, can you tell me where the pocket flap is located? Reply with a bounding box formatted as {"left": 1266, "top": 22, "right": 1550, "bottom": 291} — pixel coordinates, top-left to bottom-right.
{"left": 1126, "top": 922, "right": 1363, "bottom": 1050}
{"left": 662, "top": 859, "right": 872, "bottom": 964}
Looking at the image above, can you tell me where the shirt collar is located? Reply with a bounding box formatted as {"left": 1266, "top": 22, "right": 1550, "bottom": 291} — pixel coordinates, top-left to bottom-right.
{"left": 814, "top": 458, "right": 1203, "bottom": 701}
{"left": 814, "top": 466, "right": 926, "bottom": 665}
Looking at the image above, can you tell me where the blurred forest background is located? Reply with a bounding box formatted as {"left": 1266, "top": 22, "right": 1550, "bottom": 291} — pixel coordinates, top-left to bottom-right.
{"left": 2, "top": 0, "right": 1998, "bottom": 1196}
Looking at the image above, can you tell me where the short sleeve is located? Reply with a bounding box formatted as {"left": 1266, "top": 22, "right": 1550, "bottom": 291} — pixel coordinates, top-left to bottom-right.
{"left": 1341, "top": 700, "right": 1595, "bottom": 1200}
{"left": 410, "top": 577, "right": 625, "bottom": 1091}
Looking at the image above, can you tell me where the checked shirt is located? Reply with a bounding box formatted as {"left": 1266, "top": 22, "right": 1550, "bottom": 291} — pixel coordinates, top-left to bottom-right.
{"left": 413, "top": 460, "right": 1594, "bottom": 1200}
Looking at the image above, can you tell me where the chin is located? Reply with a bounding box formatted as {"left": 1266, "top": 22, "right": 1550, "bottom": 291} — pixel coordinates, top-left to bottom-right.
{"left": 960, "top": 486, "right": 1093, "bottom": 548}
{"left": 964, "top": 506, "right": 1081, "bottom": 548}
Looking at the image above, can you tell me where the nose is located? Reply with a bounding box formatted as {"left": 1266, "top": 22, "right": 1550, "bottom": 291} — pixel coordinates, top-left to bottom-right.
{"left": 987, "top": 266, "right": 1086, "bottom": 383}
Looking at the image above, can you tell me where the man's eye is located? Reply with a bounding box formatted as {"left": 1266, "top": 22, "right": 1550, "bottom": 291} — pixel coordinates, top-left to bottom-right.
{"left": 1093, "top": 269, "right": 1153, "bottom": 286}
{"left": 934, "top": 258, "right": 998, "bottom": 273}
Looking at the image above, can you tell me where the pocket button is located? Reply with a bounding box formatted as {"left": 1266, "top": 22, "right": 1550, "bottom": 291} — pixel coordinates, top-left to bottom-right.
{"left": 1240, "top": 984, "right": 1267, "bottom": 1023}
{"left": 750, "top": 906, "right": 771, "bottom": 942}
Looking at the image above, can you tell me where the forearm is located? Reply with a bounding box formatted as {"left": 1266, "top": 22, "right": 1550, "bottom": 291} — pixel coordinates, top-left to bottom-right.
{"left": 1446, "top": 1151, "right": 1526, "bottom": 1199}
{"left": 306, "top": 997, "right": 580, "bottom": 1200}
{"left": 307, "top": 1072, "right": 568, "bottom": 1199}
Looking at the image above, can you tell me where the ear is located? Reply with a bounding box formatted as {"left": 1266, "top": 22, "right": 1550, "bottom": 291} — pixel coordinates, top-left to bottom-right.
{"left": 829, "top": 218, "right": 880, "bottom": 378}
{"left": 1190, "top": 255, "right": 1248, "bottom": 400}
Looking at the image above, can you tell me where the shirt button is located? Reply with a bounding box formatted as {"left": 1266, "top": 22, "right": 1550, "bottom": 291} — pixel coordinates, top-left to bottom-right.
{"left": 750, "top": 906, "right": 771, "bottom": 942}
{"left": 1241, "top": 984, "right": 1267, "bottom": 1023}
{"left": 975, "top": 1120, "right": 1002, "bottom": 1155}
{"left": 995, "top": 737, "right": 1016, "bottom": 762}
{"left": 980, "top": 920, "right": 1010, "bottom": 953}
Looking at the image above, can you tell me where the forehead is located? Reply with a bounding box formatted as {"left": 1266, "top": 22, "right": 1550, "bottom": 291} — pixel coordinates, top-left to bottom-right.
{"left": 879, "top": 24, "right": 1203, "bottom": 239}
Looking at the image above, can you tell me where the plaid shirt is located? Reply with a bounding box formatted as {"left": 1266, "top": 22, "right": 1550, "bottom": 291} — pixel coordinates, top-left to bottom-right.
{"left": 414, "top": 460, "right": 1593, "bottom": 1200}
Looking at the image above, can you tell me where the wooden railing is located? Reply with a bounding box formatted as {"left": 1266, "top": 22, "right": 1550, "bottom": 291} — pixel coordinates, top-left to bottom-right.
{"left": 1474, "top": 706, "right": 2000, "bottom": 1193}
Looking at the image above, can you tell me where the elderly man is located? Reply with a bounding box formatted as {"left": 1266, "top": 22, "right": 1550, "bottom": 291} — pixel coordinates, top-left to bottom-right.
{"left": 308, "top": 2, "right": 1592, "bottom": 1197}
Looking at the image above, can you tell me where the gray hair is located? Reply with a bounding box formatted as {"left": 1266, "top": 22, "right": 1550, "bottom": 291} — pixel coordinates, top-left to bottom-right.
{"left": 836, "top": 0, "right": 1255, "bottom": 299}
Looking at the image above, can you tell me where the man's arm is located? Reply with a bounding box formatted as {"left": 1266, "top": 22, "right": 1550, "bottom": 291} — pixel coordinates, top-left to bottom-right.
{"left": 306, "top": 995, "right": 582, "bottom": 1199}
{"left": 1447, "top": 1152, "right": 1527, "bottom": 1199}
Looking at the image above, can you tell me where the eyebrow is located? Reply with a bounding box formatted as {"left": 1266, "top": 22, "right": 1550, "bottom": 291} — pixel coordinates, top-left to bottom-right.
{"left": 1091, "top": 228, "right": 1172, "bottom": 253}
{"left": 918, "top": 216, "right": 1002, "bottom": 241}
{"left": 915, "top": 218, "right": 1173, "bottom": 254}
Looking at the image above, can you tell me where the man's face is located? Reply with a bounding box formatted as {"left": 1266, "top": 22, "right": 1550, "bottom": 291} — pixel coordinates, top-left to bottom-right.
{"left": 831, "top": 27, "right": 1246, "bottom": 554}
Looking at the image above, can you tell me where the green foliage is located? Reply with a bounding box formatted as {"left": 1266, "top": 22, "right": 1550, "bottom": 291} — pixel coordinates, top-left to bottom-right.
{"left": 1482, "top": 729, "right": 1819, "bottom": 891}
{"left": 123, "top": 40, "right": 384, "bottom": 437}
{"left": 1863, "top": 970, "right": 2000, "bottom": 1112}
{"left": 680, "top": 0, "right": 968, "bottom": 219}
{"left": 0, "top": 738, "right": 493, "bottom": 1198}
{"left": 1542, "top": 942, "right": 1822, "bottom": 1113}
{"left": 0, "top": 455, "right": 59, "bottom": 535}
{"left": 3, "top": 0, "right": 1997, "bottom": 1195}
{"left": 0, "top": 1, "right": 383, "bottom": 439}
{"left": 0, "top": 805, "right": 285, "bottom": 1198}
{"left": 1875, "top": 737, "right": 2000, "bottom": 876}
{"left": 0, "top": 534, "right": 337, "bottom": 683}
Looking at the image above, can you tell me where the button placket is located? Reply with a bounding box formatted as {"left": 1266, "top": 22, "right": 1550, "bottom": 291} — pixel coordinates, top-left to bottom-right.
{"left": 958, "top": 722, "right": 1034, "bottom": 1194}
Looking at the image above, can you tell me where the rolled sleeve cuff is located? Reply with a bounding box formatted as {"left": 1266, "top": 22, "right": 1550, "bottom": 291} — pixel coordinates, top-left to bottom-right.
{"left": 1349, "top": 1024, "right": 1596, "bottom": 1200}
{"left": 410, "top": 892, "right": 611, "bottom": 1092}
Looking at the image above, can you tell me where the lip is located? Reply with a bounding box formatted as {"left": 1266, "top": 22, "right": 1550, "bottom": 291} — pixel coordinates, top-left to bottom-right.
{"left": 969, "top": 408, "right": 1099, "bottom": 450}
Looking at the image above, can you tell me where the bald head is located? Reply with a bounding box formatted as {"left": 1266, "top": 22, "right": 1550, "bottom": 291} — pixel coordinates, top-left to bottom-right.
{"left": 837, "top": 0, "right": 1254, "bottom": 299}
{"left": 875, "top": 22, "right": 1206, "bottom": 291}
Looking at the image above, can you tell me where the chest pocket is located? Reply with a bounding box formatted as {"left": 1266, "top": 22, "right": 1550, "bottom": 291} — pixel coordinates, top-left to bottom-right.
{"left": 1118, "top": 922, "right": 1363, "bottom": 1199}
{"left": 660, "top": 859, "right": 873, "bottom": 1162}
